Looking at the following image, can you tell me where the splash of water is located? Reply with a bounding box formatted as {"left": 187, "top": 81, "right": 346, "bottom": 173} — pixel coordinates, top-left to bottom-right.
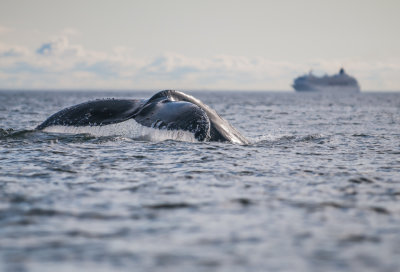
{"left": 42, "top": 119, "right": 198, "bottom": 142}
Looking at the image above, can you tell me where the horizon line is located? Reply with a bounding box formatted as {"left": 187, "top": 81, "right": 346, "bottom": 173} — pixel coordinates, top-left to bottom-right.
{"left": 0, "top": 88, "right": 399, "bottom": 93}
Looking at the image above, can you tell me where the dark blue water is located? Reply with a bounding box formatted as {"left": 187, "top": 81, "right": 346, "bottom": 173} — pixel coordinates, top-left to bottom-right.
{"left": 1, "top": 90, "right": 400, "bottom": 272}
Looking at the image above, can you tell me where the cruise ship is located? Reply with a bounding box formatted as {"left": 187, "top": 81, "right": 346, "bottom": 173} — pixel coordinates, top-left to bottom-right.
{"left": 292, "top": 68, "right": 360, "bottom": 92}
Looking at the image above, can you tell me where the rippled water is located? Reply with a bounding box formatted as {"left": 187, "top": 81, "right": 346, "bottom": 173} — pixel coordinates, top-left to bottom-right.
{"left": 1, "top": 90, "right": 400, "bottom": 272}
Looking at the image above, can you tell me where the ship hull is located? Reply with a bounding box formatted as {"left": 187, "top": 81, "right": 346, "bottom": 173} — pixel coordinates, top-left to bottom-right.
{"left": 293, "top": 84, "right": 360, "bottom": 92}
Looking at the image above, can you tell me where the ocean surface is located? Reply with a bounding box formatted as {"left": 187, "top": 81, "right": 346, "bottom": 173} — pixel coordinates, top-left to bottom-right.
{"left": 0, "top": 90, "right": 399, "bottom": 272}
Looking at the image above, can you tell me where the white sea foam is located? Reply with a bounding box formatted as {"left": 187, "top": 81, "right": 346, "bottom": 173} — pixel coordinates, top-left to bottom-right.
{"left": 43, "top": 119, "right": 198, "bottom": 142}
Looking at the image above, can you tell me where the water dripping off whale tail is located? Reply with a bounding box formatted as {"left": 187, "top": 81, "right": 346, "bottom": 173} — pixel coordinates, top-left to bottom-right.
{"left": 36, "top": 90, "right": 249, "bottom": 144}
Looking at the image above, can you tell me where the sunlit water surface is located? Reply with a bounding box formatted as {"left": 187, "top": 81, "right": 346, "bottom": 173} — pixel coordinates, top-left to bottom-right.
{"left": 1, "top": 90, "right": 400, "bottom": 272}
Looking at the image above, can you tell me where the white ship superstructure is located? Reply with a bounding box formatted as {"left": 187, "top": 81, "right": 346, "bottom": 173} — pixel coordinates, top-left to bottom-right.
{"left": 292, "top": 68, "right": 360, "bottom": 92}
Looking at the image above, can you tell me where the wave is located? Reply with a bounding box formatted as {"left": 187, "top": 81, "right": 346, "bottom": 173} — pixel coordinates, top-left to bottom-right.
{"left": 0, "top": 128, "right": 36, "bottom": 139}
{"left": 250, "top": 133, "right": 329, "bottom": 145}
{"left": 2, "top": 126, "right": 329, "bottom": 147}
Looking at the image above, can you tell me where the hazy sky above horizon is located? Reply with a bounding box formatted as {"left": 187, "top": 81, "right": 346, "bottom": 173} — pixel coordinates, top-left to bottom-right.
{"left": 1, "top": 0, "right": 399, "bottom": 90}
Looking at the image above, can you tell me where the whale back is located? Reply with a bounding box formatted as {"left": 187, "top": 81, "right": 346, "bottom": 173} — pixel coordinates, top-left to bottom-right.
{"left": 148, "top": 90, "right": 249, "bottom": 144}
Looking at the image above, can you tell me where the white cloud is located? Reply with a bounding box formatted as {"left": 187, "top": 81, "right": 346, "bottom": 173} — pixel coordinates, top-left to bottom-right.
{"left": 0, "top": 36, "right": 399, "bottom": 90}
{"left": 36, "top": 36, "right": 85, "bottom": 57}
{"left": 61, "top": 27, "right": 80, "bottom": 36}
{"left": 0, "top": 42, "right": 29, "bottom": 58}
{"left": 0, "top": 25, "right": 13, "bottom": 35}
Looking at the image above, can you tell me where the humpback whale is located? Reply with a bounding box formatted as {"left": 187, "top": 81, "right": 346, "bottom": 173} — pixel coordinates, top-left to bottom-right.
{"left": 37, "top": 90, "right": 249, "bottom": 144}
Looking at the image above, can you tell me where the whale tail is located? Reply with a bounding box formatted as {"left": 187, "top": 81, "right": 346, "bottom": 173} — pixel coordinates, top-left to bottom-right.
{"left": 37, "top": 90, "right": 248, "bottom": 144}
{"left": 134, "top": 95, "right": 211, "bottom": 141}
{"left": 149, "top": 90, "right": 249, "bottom": 144}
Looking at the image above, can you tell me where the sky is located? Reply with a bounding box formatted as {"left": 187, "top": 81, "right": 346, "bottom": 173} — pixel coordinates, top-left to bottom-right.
{"left": 0, "top": 0, "right": 399, "bottom": 91}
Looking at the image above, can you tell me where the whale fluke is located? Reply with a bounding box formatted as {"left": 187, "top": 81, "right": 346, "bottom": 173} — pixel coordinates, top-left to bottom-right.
{"left": 37, "top": 90, "right": 249, "bottom": 144}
